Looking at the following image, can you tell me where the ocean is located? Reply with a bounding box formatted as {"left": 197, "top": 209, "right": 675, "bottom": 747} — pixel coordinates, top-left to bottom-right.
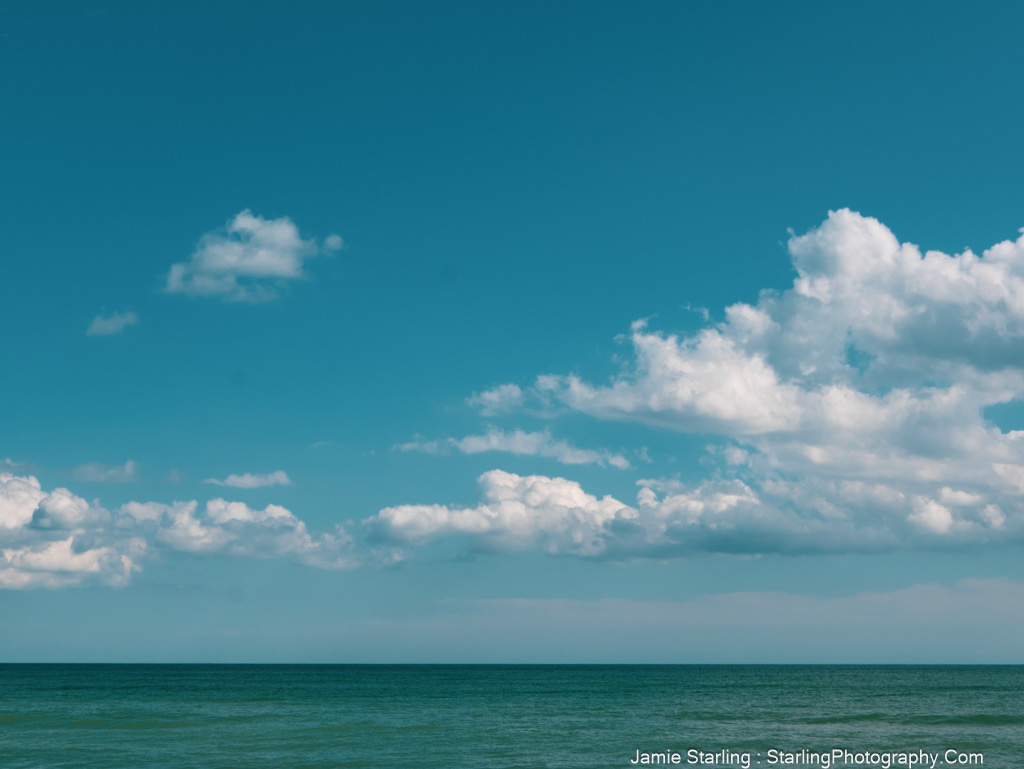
{"left": 1, "top": 665, "right": 1021, "bottom": 768}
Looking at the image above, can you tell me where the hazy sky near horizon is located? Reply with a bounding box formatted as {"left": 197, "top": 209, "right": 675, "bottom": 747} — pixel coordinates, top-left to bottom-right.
{"left": 4, "top": 1, "right": 1024, "bottom": 662}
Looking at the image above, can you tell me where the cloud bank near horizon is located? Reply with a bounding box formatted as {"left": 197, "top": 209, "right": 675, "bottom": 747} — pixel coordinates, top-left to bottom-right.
{"left": 340, "top": 578, "right": 1024, "bottom": 663}
{"left": 9, "top": 210, "right": 1024, "bottom": 588}
{"left": 0, "top": 473, "right": 356, "bottom": 589}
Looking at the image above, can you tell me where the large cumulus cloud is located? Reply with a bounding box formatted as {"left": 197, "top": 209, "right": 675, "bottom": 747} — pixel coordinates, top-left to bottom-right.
{"left": 367, "top": 469, "right": 636, "bottom": 556}
{"left": 450, "top": 210, "right": 1024, "bottom": 556}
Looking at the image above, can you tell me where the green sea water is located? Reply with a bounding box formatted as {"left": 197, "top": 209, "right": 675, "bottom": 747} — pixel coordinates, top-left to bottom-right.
{"left": 1, "top": 665, "right": 1021, "bottom": 768}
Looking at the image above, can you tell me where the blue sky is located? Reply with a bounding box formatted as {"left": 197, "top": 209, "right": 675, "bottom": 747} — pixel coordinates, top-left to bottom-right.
{"left": 4, "top": 1, "right": 1024, "bottom": 662}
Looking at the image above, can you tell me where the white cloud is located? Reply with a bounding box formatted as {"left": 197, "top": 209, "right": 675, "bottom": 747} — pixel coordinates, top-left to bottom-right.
{"left": 153, "top": 500, "right": 235, "bottom": 553}
{"left": 202, "top": 470, "right": 292, "bottom": 489}
{"left": 71, "top": 460, "right": 139, "bottom": 484}
{"left": 34, "top": 487, "right": 104, "bottom": 529}
{"left": 0, "top": 474, "right": 143, "bottom": 588}
{"left": 398, "top": 428, "right": 630, "bottom": 468}
{"left": 166, "top": 210, "right": 342, "bottom": 303}
{"left": 0, "top": 473, "right": 47, "bottom": 529}
{"left": 142, "top": 498, "right": 354, "bottom": 568}
{"left": 537, "top": 320, "right": 802, "bottom": 435}
{"left": 367, "top": 469, "right": 636, "bottom": 556}
{"left": 0, "top": 473, "right": 356, "bottom": 589}
{"left": 2, "top": 537, "right": 142, "bottom": 587}
{"left": 467, "top": 384, "right": 524, "bottom": 416}
{"left": 1, "top": 458, "right": 34, "bottom": 472}
{"left": 908, "top": 497, "right": 954, "bottom": 534}
{"left": 445, "top": 211, "right": 1024, "bottom": 555}
{"left": 364, "top": 469, "right": 909, "bottom": 558}
{"left": 87, "top": 311, "right": 137, "bottom": 336}
{"left": 514, "top": 211, "right": 1024, "bottom": 432}
{"left": 359, "top": 451, "right": 1024, "bottom": 559}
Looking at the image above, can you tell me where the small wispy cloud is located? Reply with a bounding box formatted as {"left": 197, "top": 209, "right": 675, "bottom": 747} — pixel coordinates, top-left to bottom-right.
{"left": 397, "top": 428, "right": 630, "bottom": 469}
{"left": 70, "top": 460, "right": 139, "bottom": 484}
{"left": 202, "top": 470, "right": 292, "bottom": 489}
{"left": 1, "top": 458, "right": 35, "bottom": 473}
{"left": 165, "top": 210, "right": 342, "bottom": 303}
{"left": 87, "top": 311, "right": 137, "bottom": 336}
{"left": 467, "top": 384, "right": 524, "bottom": 416}
{"left": 683, "top": 303, "right": 710, "bottom": 321}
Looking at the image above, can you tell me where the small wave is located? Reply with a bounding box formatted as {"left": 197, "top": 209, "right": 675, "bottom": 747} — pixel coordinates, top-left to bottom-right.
{"left": 808, "top": 713, "right": 1024, "bottom": 726}
{"left": 808, "top": 713, "right": 885, "bottom": 724}
{"left": 0, "top": 714, "right": 44, "bottom": 725}
{"left": 926, "top": 714, "right": 1024, "bottom": 726}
